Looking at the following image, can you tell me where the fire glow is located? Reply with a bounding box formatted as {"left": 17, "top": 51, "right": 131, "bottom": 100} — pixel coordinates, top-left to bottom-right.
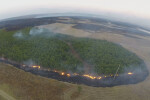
{"left": 0, "top": 57, "right": 147, "bottom": 87}
{"left": 67, "top": 74, "right": 71, "bottom": 77}
{"left": 32, "top": 65, "right": 40, "bottom": 69}
{"left": 61, "top": 72, "right": 65, "bottom": 75}
{"left": 83, "top": 74, "right": 97, "bottom": 79}
{"left": 128, "top": 72, "right": 133, "bottom": 75}
{"left": 31, "top": 65, "right": 134, "bottom": 80}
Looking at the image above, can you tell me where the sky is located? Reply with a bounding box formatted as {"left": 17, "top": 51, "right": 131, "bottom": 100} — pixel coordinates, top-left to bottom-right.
{"left": 0, "top": 0, "right": 150, "bottom": 27}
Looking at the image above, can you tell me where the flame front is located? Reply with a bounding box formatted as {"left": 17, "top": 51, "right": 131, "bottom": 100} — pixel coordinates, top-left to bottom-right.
{"left": 32, "top": 65, "right": 40, "bottom": 69}
{"left": 1, "top": 57, "right": 135, "bottom": 80}
{"left": 83, "top": 74, "right": 98, "bottom": 79}
{"left": 97, "top": 77, "right": 102, "bottom": 79}
{"left": 61, "top": 72, "right": 65, "bottom": 75}
{"left": 128, "top": 72, "right": 133, "bottom": 75}
{"left": 67, "top": 74, "right": 71, "bottom": 77}
{"left": 29, "top": 65, "right": 134, "bottom": 79}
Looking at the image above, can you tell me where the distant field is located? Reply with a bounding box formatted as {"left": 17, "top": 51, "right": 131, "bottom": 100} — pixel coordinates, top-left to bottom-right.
{"left": 0, "top": 27, "right": 146, "bottom": 75}
{"left": 0, "top": 16, "right": 150, "bottom": 100}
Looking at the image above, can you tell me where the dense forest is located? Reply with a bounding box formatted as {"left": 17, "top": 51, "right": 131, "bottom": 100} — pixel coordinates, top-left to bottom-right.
{"left": 0, "top": 27, "right": 146, "bottom": 75}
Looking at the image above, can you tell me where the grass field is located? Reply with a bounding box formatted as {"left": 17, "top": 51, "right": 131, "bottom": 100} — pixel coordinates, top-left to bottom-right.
{"left": 0, "top": 21, "right": 150, "bottom": 100}
{"left": 0, "top": 27, "right": 145, "bottom": 75}
{"left": 0, "top": 90, "right": 16, "bottom": 100}
{"left": 0, "top": 63, "right": 70, "bottom": 100}
{"left": 0, "top": 95, "right": 7, "bottom": 100}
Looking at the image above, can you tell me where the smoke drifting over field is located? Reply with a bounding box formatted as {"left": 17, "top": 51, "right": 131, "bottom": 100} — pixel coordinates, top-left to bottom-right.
{"left": 13, "top": 32, "right": 24, "bottom": 38}
{"left": 0, "top": 57, "right": 149, "bottom": 87}
{"left": 29, "top": 27, "right": 44, "bottom": 35}
{"left": 23, "top": 59, "right": 36, "bottom": 67}
{"left": 10, "top": 27, "right": 149, "bottom": 87}
{"left": 13, "top": 27, "right": 57, "bottom": 40}
{"left": 1, "top": 16, "right": 148, "bottom": 87}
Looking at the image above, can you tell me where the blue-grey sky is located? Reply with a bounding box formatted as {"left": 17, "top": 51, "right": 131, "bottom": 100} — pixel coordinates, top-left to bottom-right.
{"left": 0, "top": 0, "right": 150, "bottom": 27}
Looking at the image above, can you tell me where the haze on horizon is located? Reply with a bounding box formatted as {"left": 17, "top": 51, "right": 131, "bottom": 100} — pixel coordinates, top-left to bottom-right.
{"left": 0, "top": 0, "right": 150, "bottom": 28}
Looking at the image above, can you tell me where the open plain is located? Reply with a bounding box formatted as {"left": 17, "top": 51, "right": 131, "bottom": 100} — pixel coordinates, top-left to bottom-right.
{"left": 0, "top": 17, "right": 150, "bottom": 100}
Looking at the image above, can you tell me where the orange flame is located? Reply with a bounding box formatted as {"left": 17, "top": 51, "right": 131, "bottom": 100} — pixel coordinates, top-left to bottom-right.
{"left": 128, "top": 72, "right": 133, "bottom": 75}
{"left": 110, "top": 74, "right": 113, "bottom": 76}
{"left": 67, "top": 74, "right": 71, "bottom": 77}
{"left": 83, "top": 74, "right": 97, "bottom": 79}
{"left": 61, "top": 72, "right": 65, "bottom": 75}
{"left": 29, "top": 66, "right": 121, "bottom": 80}
{"left": 97, "top": 77, "right": 102, "bottom": 79}
{"left": 32, "top": 65, "right": 40, "bottom": 69}
{"left": 54, "top": 70, "right": 57, "bottom": 72}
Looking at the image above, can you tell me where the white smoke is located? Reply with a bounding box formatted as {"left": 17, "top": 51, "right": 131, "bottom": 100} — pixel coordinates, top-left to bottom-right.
{"left": 29, "top": 27, "right": 45, "bottom": 36}
{"left": 13, "top": 32, "right": 24, "bottom": 38}
{"left": 23, "top": 59, "right": 36, "bottom": 67}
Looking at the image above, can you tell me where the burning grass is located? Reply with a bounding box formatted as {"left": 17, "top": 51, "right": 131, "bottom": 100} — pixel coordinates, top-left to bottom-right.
{"left": 0, "top": 16, "right": 150, "bottom": 99}
{"left": 0, "top": 28, "right": 147, "bottom": 76}
{"left": 0, "top": 58, "right": 148, "bottom": 87}
{"left": 26, "top": 65, "right": 136, "bottom": 80}
{"left": 0, "top": 24, "right": 149, "bottom": 87}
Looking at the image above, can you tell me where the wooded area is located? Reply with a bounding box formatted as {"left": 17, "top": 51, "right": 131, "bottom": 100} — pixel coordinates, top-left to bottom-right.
{"left": 0, "top": 28, "right": 146, "bottom": 75}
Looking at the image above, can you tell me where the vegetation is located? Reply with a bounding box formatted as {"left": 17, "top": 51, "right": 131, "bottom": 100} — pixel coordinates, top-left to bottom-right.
{"left": 0, "top": 28, "right": 83, "bottom": 73}
{"left": 70, "top": 38, "right": 145, "bottom": 74}
{"left": 0, "top": 27, "right": 146, "bottom": 75}
{"left": 0, "top": 63, "right": 68, "bottom": 100}
{"left": 77, "top": 86, "right": 82, "bottom": 93}
{"left": 0, "top": 95, "right": 7, "bottom": 100}
{"left": 70, "top": 85, "right": 82, "bottom": 100}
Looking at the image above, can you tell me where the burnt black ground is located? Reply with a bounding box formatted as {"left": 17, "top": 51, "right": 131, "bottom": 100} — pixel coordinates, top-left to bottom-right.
{"left": 1, "top": 16, "right": 150, "bottom": 37}
{"left": 0, "top": 16, "right": 149, "bottom": 87}
{"left": 0, "top": 58, "right": 149, "bottom": 87}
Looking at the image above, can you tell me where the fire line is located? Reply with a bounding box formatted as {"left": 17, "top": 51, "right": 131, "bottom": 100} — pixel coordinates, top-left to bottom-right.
{"left": 30, "top": 65, "right": 133, "bottom": 80}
